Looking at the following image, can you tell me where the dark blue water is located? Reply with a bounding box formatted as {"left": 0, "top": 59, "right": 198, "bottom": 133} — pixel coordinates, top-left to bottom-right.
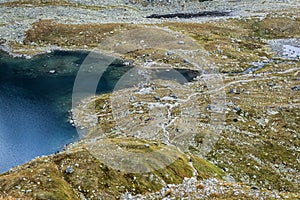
{"left": 0, "top": 51, "right": 87, "bottom": 172}
{"left": 0, "top": 50, "right": 133, "bottom": 173}
{"left": 0, "top": 50, "right": 198, "bottom": 173}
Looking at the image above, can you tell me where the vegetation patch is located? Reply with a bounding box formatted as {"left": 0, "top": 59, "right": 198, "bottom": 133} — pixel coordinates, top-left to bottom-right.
{"left": 24, "top": 19, "right": 137, "bottom": 48}
{"left": 191, "top": 155, "right": 225, "bottom": 179}
{"left": 0, "top": 138, "right": 224, "bottom": 199}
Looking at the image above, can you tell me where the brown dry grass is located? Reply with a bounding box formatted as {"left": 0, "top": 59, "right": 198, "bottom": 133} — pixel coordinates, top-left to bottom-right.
{"left": 24, "top": 19, "right": 137, "bottom": 48}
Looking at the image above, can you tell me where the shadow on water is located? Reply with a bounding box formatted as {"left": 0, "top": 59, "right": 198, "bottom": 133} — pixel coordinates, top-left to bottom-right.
{"left": 0, "top": 50, "right": 200, "bottom": 173}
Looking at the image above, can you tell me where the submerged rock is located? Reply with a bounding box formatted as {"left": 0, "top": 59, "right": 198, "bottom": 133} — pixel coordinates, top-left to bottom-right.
{"left": 49, "top": 69, "right": 56, "bottom": 74}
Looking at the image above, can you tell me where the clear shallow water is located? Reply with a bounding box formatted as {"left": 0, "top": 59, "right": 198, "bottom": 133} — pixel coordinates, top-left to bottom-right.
{"left": 0, "top": 50, "right": 198, "bottom": 173}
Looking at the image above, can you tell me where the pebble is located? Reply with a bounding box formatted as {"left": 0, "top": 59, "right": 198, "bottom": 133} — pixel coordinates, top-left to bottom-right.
{"left": 291, "top": 85, "right": 300, "bottom": 91}
{"left": 233, "top": 107, "right": 242, "bottom": 115}
{"left": 222, "top": 55, "right": 228, "bottom": 59}
{"left": 169, "top": 94, "right": 178, "bottom": 99}
{"left": 154, "top": 95, "right": 160, "bottom": 100}
{"left": 66, "top": 166, "right": 74, "bottom": 174}
{"left": 229, "top": 88, "right": 236, "bottom": 94}
{"left": 166, "top": 51, "right": 173, "bottom": 56}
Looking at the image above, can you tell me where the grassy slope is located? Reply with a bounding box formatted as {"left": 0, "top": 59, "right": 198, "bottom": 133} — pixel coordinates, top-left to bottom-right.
{"left": 0, "top": 138, "right": 224, "bottom": 199}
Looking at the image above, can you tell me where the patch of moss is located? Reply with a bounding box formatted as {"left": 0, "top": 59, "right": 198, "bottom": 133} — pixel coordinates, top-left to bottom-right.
{"left": 191, "top": 155, "right": 224, "bottom": 179}
{"left": 245, "top": 17, "right": 300, "bottom": 39}
{"left": 154, "top": 155, "right": 194, "bottom": 184}
{"left": 0, "top": 22, "right": 6, "bottom": 27}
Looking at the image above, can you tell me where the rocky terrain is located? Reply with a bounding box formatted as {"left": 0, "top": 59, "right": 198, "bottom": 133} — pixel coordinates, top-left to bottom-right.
{"left": 0, "top": 0, "right": 300, "bottom": 199}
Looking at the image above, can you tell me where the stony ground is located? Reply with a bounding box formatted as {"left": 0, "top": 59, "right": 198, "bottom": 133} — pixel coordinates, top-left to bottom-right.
{"left": 0, "top": 0, "right": 300, "bottom": 199}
